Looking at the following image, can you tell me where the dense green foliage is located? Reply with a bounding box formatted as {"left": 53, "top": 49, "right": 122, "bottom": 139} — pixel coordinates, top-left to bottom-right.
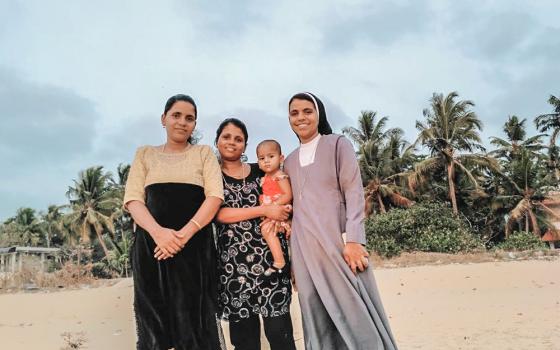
{"left": 365, "top": 202, "right": 483, "bottom": 257}
{"left": 494, "top": 231, "right": 547, "bottom": 251}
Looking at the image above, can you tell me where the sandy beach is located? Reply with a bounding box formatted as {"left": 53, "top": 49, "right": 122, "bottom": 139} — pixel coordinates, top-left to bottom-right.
{"left": 1, "top": 258, "right": 559, "bottom": 350}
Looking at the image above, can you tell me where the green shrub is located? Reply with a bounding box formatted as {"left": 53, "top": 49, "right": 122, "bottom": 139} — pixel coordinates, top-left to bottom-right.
{"left": 91, "top": 261, "right": 115, "bottom": 279}
{"left": 367, "top": 234, "right": 402, "bottom": 258}
{"left": 494, "top": 231, "right": 546, "bottom": 251}
{"left": 365, "top": 202, "right": 483, "bottom": 257}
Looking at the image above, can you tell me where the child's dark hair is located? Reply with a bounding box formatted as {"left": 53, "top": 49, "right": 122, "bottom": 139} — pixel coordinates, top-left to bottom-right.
{"left": 215, "top": 118, "right": 249, "bottom": 146}
{"left": 256, "top": 139, "right": 282, "bottom": 154}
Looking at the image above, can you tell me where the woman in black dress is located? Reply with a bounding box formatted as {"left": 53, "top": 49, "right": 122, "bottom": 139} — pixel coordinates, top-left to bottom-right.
{"left": 124, "top": 94, "right": 225, "bottom": 350}
{"left": 214, "top": 118, "right": 296, "bottom": 350}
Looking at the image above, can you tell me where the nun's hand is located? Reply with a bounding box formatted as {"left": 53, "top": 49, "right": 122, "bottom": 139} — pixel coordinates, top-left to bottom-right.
{"left": 343, "top": 242, "right": 370, "bottom": 275}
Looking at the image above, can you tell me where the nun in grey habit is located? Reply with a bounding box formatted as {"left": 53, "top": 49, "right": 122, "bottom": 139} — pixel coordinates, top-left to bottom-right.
{"left": 283, "top": 92, "right": 398, "bottom": 350}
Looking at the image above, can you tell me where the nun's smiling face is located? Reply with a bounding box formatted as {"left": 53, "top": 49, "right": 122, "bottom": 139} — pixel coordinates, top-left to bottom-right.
{"left": 289, "top": 98, "right": 319, "bottom": 144}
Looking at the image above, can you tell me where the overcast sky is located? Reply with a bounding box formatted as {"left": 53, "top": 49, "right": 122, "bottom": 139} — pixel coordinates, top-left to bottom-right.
{"left": 1, "top": 0, "right": 558, "bottom": 220}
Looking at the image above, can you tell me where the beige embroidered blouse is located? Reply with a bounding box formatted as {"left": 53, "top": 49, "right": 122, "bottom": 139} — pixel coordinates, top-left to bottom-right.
{"left": 123, "top": 145, "right": 224, "bottom": 207}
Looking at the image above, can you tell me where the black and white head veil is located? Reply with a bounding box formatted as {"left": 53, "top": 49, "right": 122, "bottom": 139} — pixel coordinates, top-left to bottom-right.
{"left": 289, "top": 92, "right": 333, "bottom": 136}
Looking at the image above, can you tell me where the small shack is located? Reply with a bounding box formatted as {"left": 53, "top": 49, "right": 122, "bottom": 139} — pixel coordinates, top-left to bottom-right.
{"left": 0, "top": 246, "right": 61, "bottom": 274}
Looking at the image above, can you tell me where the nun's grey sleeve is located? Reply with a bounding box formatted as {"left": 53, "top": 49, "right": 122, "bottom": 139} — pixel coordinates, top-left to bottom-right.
{"left": 337, "top": 136, "right": 367, "bottom": 245}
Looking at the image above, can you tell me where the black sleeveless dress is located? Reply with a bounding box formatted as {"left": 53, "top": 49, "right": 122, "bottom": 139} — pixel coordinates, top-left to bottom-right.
{"left": 131, "top": 183, "right": 225, "bottom": 350}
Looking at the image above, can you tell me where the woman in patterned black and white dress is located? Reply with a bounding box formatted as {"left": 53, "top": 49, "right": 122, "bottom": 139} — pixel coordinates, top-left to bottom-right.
{"left": 214, "top": 118, "right": 296, "bottom": 350}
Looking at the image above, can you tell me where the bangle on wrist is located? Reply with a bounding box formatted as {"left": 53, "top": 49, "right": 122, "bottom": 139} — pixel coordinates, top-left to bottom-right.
{"left": 189, "top": 218, "right": 202, "bottom": 230}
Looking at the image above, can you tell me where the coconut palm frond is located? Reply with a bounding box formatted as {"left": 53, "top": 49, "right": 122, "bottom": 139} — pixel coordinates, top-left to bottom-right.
{"left": 388, "top": 192, "right": 414, "bottom": 208}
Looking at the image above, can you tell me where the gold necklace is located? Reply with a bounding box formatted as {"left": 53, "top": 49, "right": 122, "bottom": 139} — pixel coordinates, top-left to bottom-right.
{"left": 222, "top": 163, "right": 247, "bottom": 190}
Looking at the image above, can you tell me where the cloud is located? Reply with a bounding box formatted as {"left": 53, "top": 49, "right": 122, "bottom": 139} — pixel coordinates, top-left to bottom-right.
{"left": 0, "top": 69, "right": 96, "bottom": 162}
{"left": 321, "top": 0, "right": 434, "bottom": 51}
{"left": 0, "top": 68, "right": 101, "bottom": 219}
{"left": 444, "top": 4, "right": 560, "bottom": 68}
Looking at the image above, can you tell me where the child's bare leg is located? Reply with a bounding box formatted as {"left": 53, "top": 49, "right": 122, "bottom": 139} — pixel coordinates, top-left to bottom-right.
{"left": 264, "top": 233, "right": 285, "bottom": 268}
{"left": 261, "top": 221, "right": 286, "bottom": 275}
{"left": 264, "top": 233, "right": 286, "bottom": 268}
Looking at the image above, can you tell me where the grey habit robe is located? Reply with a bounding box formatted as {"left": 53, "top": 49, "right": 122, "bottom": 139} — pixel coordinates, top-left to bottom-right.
{"left": 284, "top": 134, "right": 398, "bottom": 350}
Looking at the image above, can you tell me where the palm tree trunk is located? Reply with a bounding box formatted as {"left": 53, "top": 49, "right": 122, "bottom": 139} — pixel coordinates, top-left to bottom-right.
{"left": 528, "top": 209, "right": 541, "bottom": 237}
{"left": 447, "top": 162, "right": 458, "bottom": 215}
{"left": 364, "top": 195, "right": 373, "bottom": 217}
{"left": 525, "top": 215, "right": 529, "bottom": 233}
{"left": 109, "top": 236, "right": 123, "bottom": 255}
{"left": 377, "top": 193, "right": 386, "bottom": 214}
{"left": 97, "top": 235, "right": 111, "bottom": 260}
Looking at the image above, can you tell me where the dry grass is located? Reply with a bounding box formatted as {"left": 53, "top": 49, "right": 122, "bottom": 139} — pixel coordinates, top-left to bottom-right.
{"left": 0, "top": 260, "right": 96, "bottom": 293}
{"left": 60, "top": 331, "right": 88, "bottom": 349}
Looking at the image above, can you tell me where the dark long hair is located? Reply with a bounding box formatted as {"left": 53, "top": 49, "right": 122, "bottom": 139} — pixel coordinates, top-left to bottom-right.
{"left": 214, "top": 117, "right": 249, "bottom": 148}
{"left": 288, "top": 92, "right": 333, "bottom": 137}
{"left": 163, "top": 94, "right": 197, "bottom": 144}
{"left": 164, "top": 94, "right": 197, "bottom": 116}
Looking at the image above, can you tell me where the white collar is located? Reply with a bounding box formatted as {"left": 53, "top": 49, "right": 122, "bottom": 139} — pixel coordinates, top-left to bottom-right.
{"left": 300, "top": 133, "right": 321, "bottom": 148}
{"left": 299, "top": 134, "right": 321, "bottom": 166}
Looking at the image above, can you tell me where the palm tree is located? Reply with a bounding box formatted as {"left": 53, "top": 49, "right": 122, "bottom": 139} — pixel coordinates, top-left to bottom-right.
{"left": 106, "top": 231, "right": 132, "bottom": 277}
{"left": 343, "top": 111, "right": 415, "bottom": 215}
{"left": 535, "top": 95, "right": 560, "bottom": 181}
{"left": 492, "top": 149, "right": 555, "bottom": 237}
{"left": 342, "top": 111, "right": 391, "bottom": 147}
{"left": 2, "top": 207, "right": 43, "bottom": 246}
{"left": 490, "top": 116, "right": 545, "bottom": 160}
{"left": 40, "top": 205, "right": 64, "bottom": 248}
{"left": 110, "top": 163, "right": 131, "bottom": 192}
{"left": 66, "top": 166, "right": 119, "bottom": 259}
{"left": 414, "top": 91, "right": 497, "bottom": 215}
{"left": 109, "top": 163, "right": 133, "bottom": 256}
{"left": 535, "top": 95, "right": 560, "bottom": 145}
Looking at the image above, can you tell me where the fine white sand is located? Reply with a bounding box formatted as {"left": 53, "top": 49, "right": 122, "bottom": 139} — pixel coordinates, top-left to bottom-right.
{"left": 1, "top": 259, "right": 558, "bottom": 349}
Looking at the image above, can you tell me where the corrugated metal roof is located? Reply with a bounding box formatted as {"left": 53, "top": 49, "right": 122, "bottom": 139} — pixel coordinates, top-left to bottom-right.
{"left": 0, "top": 246, "right": 60, "bottom": 254}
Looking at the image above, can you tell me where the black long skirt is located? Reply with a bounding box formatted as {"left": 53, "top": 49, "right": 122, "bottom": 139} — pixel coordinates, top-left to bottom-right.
{"left": 131, "top": 183, "right": 224, "bottom": 350}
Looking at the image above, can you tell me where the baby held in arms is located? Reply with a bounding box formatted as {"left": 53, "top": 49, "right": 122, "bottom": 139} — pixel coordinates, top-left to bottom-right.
{"left": 257, "top": 140, "right": 292, "bottom": 277}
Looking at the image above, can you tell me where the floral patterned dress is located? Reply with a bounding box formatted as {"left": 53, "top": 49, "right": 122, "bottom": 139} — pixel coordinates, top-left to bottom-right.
{"left": 216, "top": 163, "right": 292, "bottom": 322}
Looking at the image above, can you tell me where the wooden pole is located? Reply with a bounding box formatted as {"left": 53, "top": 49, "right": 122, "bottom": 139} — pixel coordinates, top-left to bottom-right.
{"left": 11, "top": 253, "right": 16, "bottom": 273}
